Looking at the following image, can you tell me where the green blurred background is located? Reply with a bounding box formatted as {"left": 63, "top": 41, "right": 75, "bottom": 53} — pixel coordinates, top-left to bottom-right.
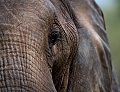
{"left": 95, "top": 0, "right": 120, "bottom": 82}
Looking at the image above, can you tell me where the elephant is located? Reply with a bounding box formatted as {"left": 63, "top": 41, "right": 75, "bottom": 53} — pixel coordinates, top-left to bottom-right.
{"left": 0, "top": 0, "right": 120, "bottom": 92}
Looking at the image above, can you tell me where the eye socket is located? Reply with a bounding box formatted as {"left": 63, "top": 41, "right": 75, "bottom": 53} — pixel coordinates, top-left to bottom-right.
{"left": 49, "top": 21, "right": 62, "bottom": 49}
{"left": 49, "top": 30, "right": 61, "bottom": 45}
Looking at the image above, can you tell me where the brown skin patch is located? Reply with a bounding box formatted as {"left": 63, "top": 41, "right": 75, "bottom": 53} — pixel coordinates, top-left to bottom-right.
{"left": 0, "top": 0, "right": 119, "bottom": 92}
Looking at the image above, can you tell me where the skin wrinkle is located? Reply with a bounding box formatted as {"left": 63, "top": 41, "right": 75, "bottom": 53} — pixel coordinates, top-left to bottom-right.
{"left": 0, "top": 50, "right": 50, "bottom": 82}
{"left": 0, "top": 0, "right": 57, "bottom": 92}
{"left": 0, "top": 0, "right": 119, "bottom": 92}
{"left": 50, "top": 0, "right": 78, "bottom": 48}
{"left": 0, "top": 70, "right": 38, "bottom": 86}
{"left": 0, "top": 52, "right": 50, "bottom": 88}
{"left": 0, "top": 20, "right": 46, "bottom": 56}
{"left": 0, "top": 2, "right": 22, "bottom": 27}
{"left": 2, "top": 3, "right": 21, "bottom": 26}
{"left": 0, "top": 52, "right": 46, "bottom": 76}
{"left": 0, "top": 35, "right": 43, "bottom": 61}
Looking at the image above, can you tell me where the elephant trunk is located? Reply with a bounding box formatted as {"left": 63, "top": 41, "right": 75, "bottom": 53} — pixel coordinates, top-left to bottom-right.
{"left": 0, "top": 25, "right": 56, "bottom": 92}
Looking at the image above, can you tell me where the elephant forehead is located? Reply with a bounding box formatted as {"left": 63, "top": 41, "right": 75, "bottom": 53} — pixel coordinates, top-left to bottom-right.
{"left": 0, "top": 0, "right": 55, "bottom": 25}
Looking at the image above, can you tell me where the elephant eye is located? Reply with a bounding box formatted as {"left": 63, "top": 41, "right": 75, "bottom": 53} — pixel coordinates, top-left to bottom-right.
{"left": 49, "top": 30, "right": 61, "bottom": 45}
{"left": 49, "top": 28, "right": 61, "bottom": 48}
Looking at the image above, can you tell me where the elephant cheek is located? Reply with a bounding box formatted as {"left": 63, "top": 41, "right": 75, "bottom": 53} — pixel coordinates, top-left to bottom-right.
{"left": 0, "top": 29, "right": 56, "bottom": 92}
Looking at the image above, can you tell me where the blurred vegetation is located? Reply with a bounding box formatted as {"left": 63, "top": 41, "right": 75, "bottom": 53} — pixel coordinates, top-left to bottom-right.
{"left": 100, "top": 0, "right": 120, "bottom": 82}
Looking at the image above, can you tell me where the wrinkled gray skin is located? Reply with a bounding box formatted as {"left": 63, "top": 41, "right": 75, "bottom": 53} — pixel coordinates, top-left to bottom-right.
{"left": 0, "top": 0, "right": 120, "bottom": 92}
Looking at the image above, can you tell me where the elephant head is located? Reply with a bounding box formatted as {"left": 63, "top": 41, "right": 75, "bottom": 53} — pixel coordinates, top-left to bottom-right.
{"left": 0, "top": 0, "right": 119, "bottom": 92}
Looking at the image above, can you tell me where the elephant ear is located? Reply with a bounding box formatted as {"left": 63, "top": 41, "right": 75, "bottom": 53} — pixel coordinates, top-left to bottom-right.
{"left": 69, "top": 0, "right": 120, "bottom": 92}
{"left": 50, "top": 0, "right": 120, "bottom": 92}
